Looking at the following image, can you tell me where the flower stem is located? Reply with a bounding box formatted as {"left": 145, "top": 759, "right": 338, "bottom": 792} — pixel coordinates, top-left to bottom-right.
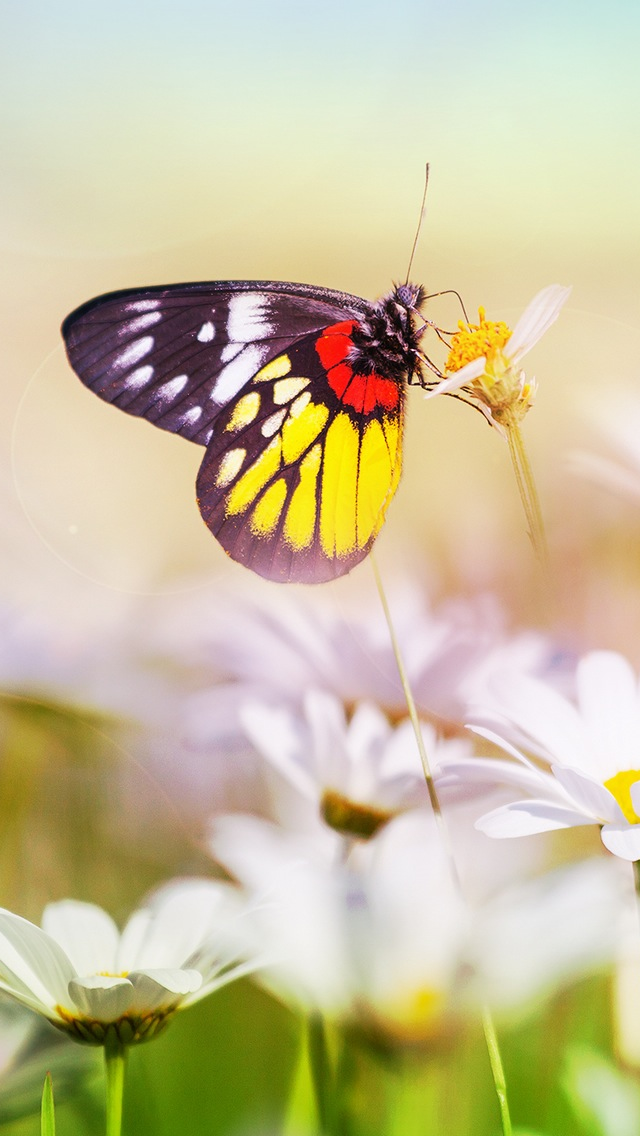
{"left": 371, "top": 554, "right": 460, "bottom": 887}
{"left": 308, "top": 1014, "right": 334, "bottom": 1134}
{"left": 372, "top": 554, "right": 513, "bottom": 1136}
{"left": 482, "top": 1005, "right": 513, "bottom": 1136}
{"left": 504, "top": 416, "right": 549, "bottom": 576}
{"left": 104, "top": 1035, "right": 127, "bottom": 1136}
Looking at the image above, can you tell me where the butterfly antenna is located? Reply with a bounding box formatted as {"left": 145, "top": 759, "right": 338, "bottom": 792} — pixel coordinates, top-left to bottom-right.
{"left": 404, "top": 163, "right": 430, "bottom": 284}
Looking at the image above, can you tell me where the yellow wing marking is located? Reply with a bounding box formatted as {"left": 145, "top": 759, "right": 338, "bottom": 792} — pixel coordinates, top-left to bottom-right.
{"left": 216, "top": 447, "right": 246, "bottom": 488}
{"left": 250, "top": 478, "right": 288, "bottom": 535}
{"left": 356, "top": 419, "right": 395, "bottom": 545}
{"left": 225, "top": 437, "right": 281, "bottom": 515}
{"left": 281, "top": 401, "right": 329, "bottom": 464}
{"left": 372, "top": 415, "right": 402, "bottom": 537}
{"left": 284, "top": 443, "right": 322, "bottom": 550}
{"left": 273, "top": 377, "right": 310, "bottom": 405}
{"left": 254, "top": 354, "right": 292, "bottom": 382}
{"left": 225, "top": 391, "right": 261, "bottom": 432}
{"left": 320, "top": 412, "right": 359, "bottom": 556}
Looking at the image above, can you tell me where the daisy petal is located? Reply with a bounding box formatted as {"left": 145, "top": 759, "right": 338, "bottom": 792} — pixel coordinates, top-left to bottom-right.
{"left": 0, "top": 912, "right": 75, "bottom": 1009}
{"left": 42, "top": 901, "right": 119, "bottom": 976}
{"left": 127, "top": 969, "right": 202, "bottom": 1014}
{"left": 551, "top": 765, "right": 623, "bottom": 823}
{"left": 506, "top": 285, "right": 571, "bottom": 361}
{"left": 68, "top": 976, "right": 134, "bottom": 1020}
{"left": 476, "top": 799, "right": 596, "bottom": 837}
{"left": 424, "top": 358, "right": 486, "bottom": 398}
{"left": 600, "top": 824, "right": 640, "bottom": 861}
{"left": 575, "top": 652, "right": 640, "bottom": 778}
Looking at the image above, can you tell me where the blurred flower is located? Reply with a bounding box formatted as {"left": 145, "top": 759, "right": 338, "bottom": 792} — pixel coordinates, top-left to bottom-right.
{"left": 427, "top": 285, "right": 571, "bottom": 430}
{"left": 240, "top": 693, "right": 477, "bottom": 838}
{"left": 438, "top": 650, "right": 640, "bottom": 861}
{"left": 570, "top": 391, "right": 640, "bottom": 506}
{"left": 208, "top": 809, "right": 623, "bottom": 1045}
{"left": 159, "top": 579, "right": 556, "bottom": 750}
{"left": 0, "top": 881, "right": 257, "bottom": 1047}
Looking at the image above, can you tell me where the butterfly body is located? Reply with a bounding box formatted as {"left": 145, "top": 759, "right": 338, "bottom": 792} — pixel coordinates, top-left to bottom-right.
{"left": 62, "top": 280, "right": 428, "bottom": 583}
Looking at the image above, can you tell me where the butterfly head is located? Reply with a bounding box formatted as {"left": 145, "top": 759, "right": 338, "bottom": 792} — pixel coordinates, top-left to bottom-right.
{"left": 393, "top": 282, "right": 426, "bottom": 313}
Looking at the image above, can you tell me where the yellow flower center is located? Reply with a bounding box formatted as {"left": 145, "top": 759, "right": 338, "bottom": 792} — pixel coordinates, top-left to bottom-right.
{"left": 445, "top": 308, "right": 512, "bottom": 373}
{"left": 603, "top": 770, "right": 640, "bottom": 824}
{"left": 372, "top": 986, "right": 444, "bottom": 1045}
{"left": 321, "top": 788, "right": 395, "bottom": 839}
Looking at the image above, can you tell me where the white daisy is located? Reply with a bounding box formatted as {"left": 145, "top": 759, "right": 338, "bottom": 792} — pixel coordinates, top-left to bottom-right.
{"left": 438, "top": 650, "right": 640, "bottom": 861}
{"left": 239, "top": 692, "right": 476, "bottom": 839}
{"left": 427, "top": 285, "right": 571, "bottom": 430}
{"left": 0, "top": 881, "right": 257, "bottom": 1047}
{"left": 208, "top": 810, "right": 623, "bottom": 1042}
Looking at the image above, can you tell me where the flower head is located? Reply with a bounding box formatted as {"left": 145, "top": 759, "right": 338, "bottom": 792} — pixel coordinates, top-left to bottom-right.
{"left": 427, "top": 285, "right": 571, "bottom": 429}
{"left": 0, "top": 882, "right": 256, "bottom": 1047}
{"left": 438, "top": 650, "right": 640, "bottom": 861}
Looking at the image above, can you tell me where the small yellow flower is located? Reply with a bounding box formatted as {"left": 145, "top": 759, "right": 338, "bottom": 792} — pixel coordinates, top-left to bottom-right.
{"left": 427, "top": 285, "right": 571, "bottom": 429}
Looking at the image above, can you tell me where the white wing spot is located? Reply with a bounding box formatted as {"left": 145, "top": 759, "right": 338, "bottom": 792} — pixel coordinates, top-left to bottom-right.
{"left": 126, "top": 364, "right": 154, "bottom": 389}
{"left": 126, "top": 299, "right": 161, "bottom": 313}
{"left": 179, "top": 406, "right": 203, "bottom": 426}
{"left": 221, "top": 342, "right": 243, "bottom": 364}
{"left": 203, "top": 429, "right": 213, "bottom": 444}
{"left": 113, "top": 336, "right": 154, "bottom": 370}
{"left": 261, "top": 409, "right": 287, "bottom": 438}
{"left": 157, "top": 374, "right": 188, "bottom": 402}
{"left": 197, "top": 321, "right": 215, "bottom": 343}
{"left": 211, "top": 345, "right": 268, "bottom": 403}
{"left": 216, "top": 447, "right": 246, "bottom": 487}
{"left": 227, "top": 294, "right": 274, "bottom": 342}
{"left": 123, "top": 311, "right": 162, "bottom": 334}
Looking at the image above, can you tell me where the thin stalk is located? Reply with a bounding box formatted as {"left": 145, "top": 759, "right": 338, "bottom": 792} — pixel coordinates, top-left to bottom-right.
{"left": 104, "top": 1036, "right": 127, "bottom": 1136}
{"left": 308, "top": 1014, "right": 334, "bottom": 1134}
{"left": 371, "top": 553, "right": 460, "bottom": 889}
{"left": 481, "top": 1006, "right": 513, "bottom": 1136}
{"left": 504, "top": 416, "right": 549, "bottom": 575}
{"left": 372, "top": 553, "right": 513, "bottom": 1135}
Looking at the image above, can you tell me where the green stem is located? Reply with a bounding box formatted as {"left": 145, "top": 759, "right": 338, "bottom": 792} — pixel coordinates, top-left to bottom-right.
{"left": 504, "top": 417, "right": 549, "bottom": 576}
{"left": 104, "top": 1035, "right": 127, "bottom": 1136}
{"left": 308, "top": 1014, "right": 334, "bottom": 1134}
{"left": 372, "top": 553, "right": 513, "bottom": 1135}
{"left": 482, "top": 1006, "right": 513, "bottom": 1136}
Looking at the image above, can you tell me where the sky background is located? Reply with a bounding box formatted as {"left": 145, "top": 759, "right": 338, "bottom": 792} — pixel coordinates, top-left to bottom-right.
{"left": 2, "top": 0, "right": 640, "bottom": 620}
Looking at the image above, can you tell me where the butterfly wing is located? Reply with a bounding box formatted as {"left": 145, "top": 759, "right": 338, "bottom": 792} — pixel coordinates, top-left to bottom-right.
{"left": 62, "top": 282, "right": 405, "bottom": 583}
{"left": 195, "top": 322, "right": 404, "bottom": 583}
{"left": 62, "top": 281, "right": 370, "bottom": 447}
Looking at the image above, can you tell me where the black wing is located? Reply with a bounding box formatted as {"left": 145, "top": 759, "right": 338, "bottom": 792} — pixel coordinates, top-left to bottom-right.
{"left": 62, "top": 281, "right": 373, "bottom": 446}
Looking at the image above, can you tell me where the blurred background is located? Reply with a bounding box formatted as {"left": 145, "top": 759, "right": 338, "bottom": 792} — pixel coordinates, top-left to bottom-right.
{"left": 2, "top": 0, "right": 640, "bottom": 1133}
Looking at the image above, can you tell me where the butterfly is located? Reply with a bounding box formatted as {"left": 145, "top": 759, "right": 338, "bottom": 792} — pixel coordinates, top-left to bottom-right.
{"left": 62, "top": 279, "right": 431, "bottom": 584}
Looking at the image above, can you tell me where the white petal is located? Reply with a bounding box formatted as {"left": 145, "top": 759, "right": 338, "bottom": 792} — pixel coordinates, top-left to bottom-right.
{"left": 506, "top": 285, "right": 571, "bottom": 362}
{"left": 476, "top": 799, "right": 596, "bottom": 837}
{"left": 600, "top": 824, "right": 640, "bottom": 861}
{"left": 117, "top": 881, "right": 235, "bottom": 972}
{"left": 424, "top": 357, "right": 486, "bottom": 398}
{"left": 68, "top": 975, "right": 134, "bottom": 1020}
{"left": 437, "top": 756, "right": 566, "bottom": 804}
{"left": 305, "top": 689, "right": 351, "bottom": 788}
{"left": 0, "top": 911, "right": 75, "bottom": 1010}
{"left": 551, "top": 764, "right": 622, "bottom": 823}
{"left": 240, "top": 702, "right": 315, "bottom": 799}
{"left": 42, "top": 901, "right": 119, "bottom": 975}
{"left": 127, "top": 969, "right": 202, "bottom": 1014}
{"left": 575, "top": 652, "right": 640, "bottom": 778}
{"left": 472, "top": 672, "right": 592, "bottom": 771}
